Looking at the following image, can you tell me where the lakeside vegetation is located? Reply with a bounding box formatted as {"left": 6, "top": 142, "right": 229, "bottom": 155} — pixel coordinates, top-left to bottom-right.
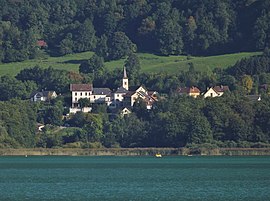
{"left": 1, "top": 148, "right": 270, "bottom": 156}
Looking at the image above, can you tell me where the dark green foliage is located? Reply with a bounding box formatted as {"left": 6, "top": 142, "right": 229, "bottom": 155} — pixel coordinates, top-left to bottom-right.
{"left": 0, "top": 75, "right": 37, "bottom": 101}
{"left": 59, "top": 33, "right": 74, "bottom": 55}
{"left": 0, "top": 100, "right": 37, "bottom": 147}
{"left": 16, "top": 66, "right": 70, "bottom": 93}
{"left": 1, "top": 0, "right": 270, "bottom": 62}
{"left": 155, "top": 6, "right": 184, "bottom": 55}
{"left": 124, "top": 53, "right": 141, "bottom": 85}
{"left": 79, "top": 54, "right": 104, "bottom": 75}
{"left": 78, "top": 98, "right": 91, "bottom": 108}
{"left": 38, "top": 100, "right": 64, "bottom": 126}
{"left": 110, "top": 114, "right": 148, "bottom": 148}
{"left": 73, "top": 19, "right": 97, "bottom": 53}
{"left": 228, "top": 54, "right": 270, "bottom": 77}
{"left": 95, "top": 35, "right": 108, "bottom": 59}
{"left": 107, "top": 32, "right": 137, "bottom": 60}
{"left": 67, "top": 112, "right": 104, "bottom": 143}
{"left": 36, "top": 127, "right": 86, "bottom": 148}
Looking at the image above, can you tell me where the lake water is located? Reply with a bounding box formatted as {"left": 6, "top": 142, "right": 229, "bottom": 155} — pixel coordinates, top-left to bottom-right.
{"left": 0, "top": 156, "right": 269, "bottom": 201}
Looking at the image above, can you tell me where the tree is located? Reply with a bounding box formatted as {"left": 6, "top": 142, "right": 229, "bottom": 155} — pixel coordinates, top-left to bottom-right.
{"left": 241, "top": 75, "right": 253, "bottom": 94}
{"left": 95, "top": 35, "right": 108, "bottom": 59}
{"left": 59, "top": 33, "right": 74, "bottom": 55}
{"left": 0, "top": 75, "right": 34, "bottom": 101}
{"left": 0, "top": 100, "right": 37, "bottom": 148}
{"left": 155, "top": 9, "right": 184, "bottom": 55}
{"left": 124, "top": 53, "right": 140, "bottom": 84}
{"left": 79, "top": 54, "right": 104, "bottom": 75}
{"left": 187, "top": 113, "right": 213, "bottom": 144}
{"left": 183, "top": 16, "right": 197, "bottom": 54}
{"left": 83, "top": 113, "right": 104, "bottom": 142}
{"left": 107, "top": 32, "right": 137, "bottom": 60}
{"left": 253, "top": 10, "right": 270, "bottom": 50}
{"left": 111, "top": 114, "right": 148, "bottom": 148}
{"left": 16, "top": 66, "right": 70, "bottom": 93}
{"left": 67, "top": 112, "right": 86, "bottom": 128}
{"left": 73, "top": 19, "right": 97, "bottom": 52}
{"left": 78, "top": 98, "right": 91, "bottom": 108}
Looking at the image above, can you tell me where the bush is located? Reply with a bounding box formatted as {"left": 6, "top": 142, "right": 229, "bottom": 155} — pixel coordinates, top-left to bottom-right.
{"left": 63, "top": 142, "right": 82, "bottom": 148}
{"left": 82, "top": 142, "right": 104, "bottom": 149}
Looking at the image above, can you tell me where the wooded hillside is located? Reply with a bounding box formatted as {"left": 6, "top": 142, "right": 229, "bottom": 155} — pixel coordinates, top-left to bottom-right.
{"left": 0, "top": 0, "right": 269, "bottom": 62}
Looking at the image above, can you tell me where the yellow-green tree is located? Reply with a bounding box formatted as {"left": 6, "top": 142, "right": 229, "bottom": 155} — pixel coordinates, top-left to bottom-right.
{"left": 241, "top": 75, "right": 253, "bottom": 94}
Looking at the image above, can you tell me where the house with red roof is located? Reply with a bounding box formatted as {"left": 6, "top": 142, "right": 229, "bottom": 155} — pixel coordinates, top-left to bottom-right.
{"left": 177, "top": 86, "right": 201, "bottom": 98}
{"left": 37, "top": 40, "right": 47, "bottom": 48}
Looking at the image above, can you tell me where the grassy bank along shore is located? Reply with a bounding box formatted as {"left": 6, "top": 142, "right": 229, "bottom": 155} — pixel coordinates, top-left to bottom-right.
{"left": 1, "top": 148, "right": 270, "bottom": 156}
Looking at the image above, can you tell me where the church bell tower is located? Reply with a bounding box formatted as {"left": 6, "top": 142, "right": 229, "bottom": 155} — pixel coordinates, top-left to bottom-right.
{"left": 122, "top": 66, "right": 129, "bottom": 90}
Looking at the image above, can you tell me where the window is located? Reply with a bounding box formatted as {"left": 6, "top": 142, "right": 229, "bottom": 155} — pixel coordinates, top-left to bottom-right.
{"left": 75, "top": 93, "right": 77, "bottom": 96}
{"left": 89, "top": 92, "right": 91, "bottom": 95}
{"left": 85, "top": 92, "right": 87, "bottom": 96}
{"left": 75, "top": 98, "right": 77, "bottom": 101}
{"left": 80, "top": 93, "right": 82, "bottom": 96}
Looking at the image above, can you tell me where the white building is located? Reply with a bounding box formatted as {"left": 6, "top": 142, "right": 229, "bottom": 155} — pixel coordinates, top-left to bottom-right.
{"left": 70, "top": 84, "right": 112, "bottom": 113}
{"left": 70, "top": 84, "right": 93, "bottom": 113}
{"left": 30, "top": 91, "right": 57, "bottom": 102}
{"left": 110, "top": 66, "right": 158, "bottom": 109}
{"left": 203, "top": 86, "right": 230, "bottom": 98}
{"left": 69, "top": 66, "right": 158, "bottom": 113}
{"left": 70, "top": 84, "right": 93, "bottom": 108}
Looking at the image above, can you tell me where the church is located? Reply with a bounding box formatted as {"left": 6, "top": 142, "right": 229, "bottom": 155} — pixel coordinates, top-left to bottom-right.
{"left": 69, "top": 67, "right": 158, "bottom": 113}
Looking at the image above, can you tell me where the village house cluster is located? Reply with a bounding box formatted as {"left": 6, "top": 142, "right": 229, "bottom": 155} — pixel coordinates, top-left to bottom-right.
{"left": 30, "top": 66, "right": 264, "bottom": 115}
{"left": 176, "top": 85, "right": 230, "bottom": 98}
{"left": 69, "top": 67, "right": 158, "bottom": 114}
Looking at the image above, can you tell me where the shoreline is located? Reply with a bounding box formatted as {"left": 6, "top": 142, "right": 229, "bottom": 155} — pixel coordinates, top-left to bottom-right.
{"left": 1, "top": 148, "right": 270, "bottom": 156}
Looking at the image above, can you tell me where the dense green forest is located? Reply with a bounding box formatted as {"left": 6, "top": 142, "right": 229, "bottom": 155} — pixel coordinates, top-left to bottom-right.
{"left": 1, "top": 0, "right": 270, "bottom": 149}
{"left": 0, "top": 0, "right": 270, "bottom": 63}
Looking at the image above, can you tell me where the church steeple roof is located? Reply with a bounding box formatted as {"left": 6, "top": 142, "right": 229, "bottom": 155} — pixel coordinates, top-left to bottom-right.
{"left": 123, "top": 66, "right": 128, "bottom": 79}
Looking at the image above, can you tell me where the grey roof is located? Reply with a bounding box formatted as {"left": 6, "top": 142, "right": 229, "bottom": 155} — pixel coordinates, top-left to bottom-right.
{"left": 30, "top": 91, "right": 56, "bottom": 98}
{"left": 115, "top": 86, "right": 128, "bottom": 93}
{"left": 93, "top": 88, "right": 111, "bottom": 95}
{"left": 246, "top": 95, "right": 261, "bottom": 101}
{"left": 123, "top": 66, "right": 128, "bottom": 78}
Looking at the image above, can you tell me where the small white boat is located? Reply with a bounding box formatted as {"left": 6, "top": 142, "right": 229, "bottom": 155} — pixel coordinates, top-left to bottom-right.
{"left": 155, "top": 154, "right": 162, "bottom": 158}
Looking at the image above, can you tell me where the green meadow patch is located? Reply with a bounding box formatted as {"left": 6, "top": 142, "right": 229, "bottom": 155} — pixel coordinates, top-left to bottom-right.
{"left": 0, "top": 51, "right": 260, "bottom": 76}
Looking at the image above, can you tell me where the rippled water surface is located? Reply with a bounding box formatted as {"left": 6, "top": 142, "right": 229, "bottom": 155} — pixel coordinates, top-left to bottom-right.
{"left": 0, "top": 156, "right": 269, "bottom": 201}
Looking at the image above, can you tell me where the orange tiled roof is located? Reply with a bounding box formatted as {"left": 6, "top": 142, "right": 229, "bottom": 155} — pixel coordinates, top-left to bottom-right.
{"left": 213, "top": 85, "right": 229, "bottom": 93}
{"left": 177, "top": 86, "right": 200, "bottom": 94}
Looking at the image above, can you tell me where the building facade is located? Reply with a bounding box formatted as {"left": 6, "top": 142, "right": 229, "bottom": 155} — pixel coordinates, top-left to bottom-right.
{"left": 70, "top": 66, "right": 158, "bottom": 113}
